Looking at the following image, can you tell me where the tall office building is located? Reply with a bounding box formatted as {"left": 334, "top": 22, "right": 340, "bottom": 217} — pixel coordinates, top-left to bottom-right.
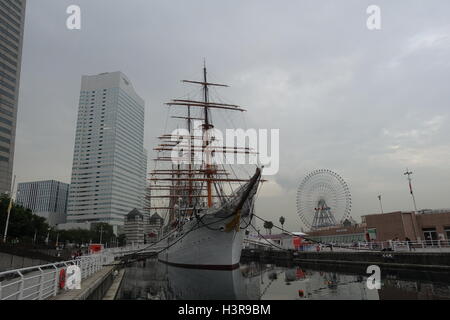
{"left": 66, "top": 72, "right": 147, "bottom": 232}
{"left": 0, "top": 0, "right": 27, "bottom": 194}
{"left": 16, "top": 180, "right": 69, "bottom": 226}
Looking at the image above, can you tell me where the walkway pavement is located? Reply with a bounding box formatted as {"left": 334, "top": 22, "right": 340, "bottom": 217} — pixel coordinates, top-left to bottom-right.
{"left": 103, "top": 269, "right": 125, "bottom": 300}
{"left": 49, "top": 265, "right": 114, "bottom": 300}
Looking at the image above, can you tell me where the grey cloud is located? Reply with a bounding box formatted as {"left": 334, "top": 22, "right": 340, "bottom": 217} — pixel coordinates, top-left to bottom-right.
{"left": 14, "top": 0, "right": 450, "bottom": 231}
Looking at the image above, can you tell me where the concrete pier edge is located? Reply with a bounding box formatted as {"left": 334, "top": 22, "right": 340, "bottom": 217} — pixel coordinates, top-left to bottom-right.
{"left": 242, "top": 249, "right": 450, "bottom": 272}
{"left": 50, "top": 265, "right": 117, "bottom": 300}
{"left": 103, "top": 268, "right": 125, "bottom": 300}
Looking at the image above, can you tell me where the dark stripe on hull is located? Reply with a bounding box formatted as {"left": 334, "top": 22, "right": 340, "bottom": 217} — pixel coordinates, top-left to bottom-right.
{"left": 158, "top": 259, "right": 240, "bottom": 270}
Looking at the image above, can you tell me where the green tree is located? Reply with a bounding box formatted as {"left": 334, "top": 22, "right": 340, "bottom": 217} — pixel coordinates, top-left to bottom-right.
{"left": 0, "top": 194, "right": 50, "bottom": 243}
{"left": 0, "top": 194, "right": 121, "bottom": 247}
{"left": 118, "top": 234, "right": 126, "bottom": 247}
{"left": 263, "top": 220, "right": 274, "bottom": 235}
{"left": 279, "top": 216, "right": 285, "bottom": 232}
{"left": 55, "top": 229, "right": 94, "bottom": 246}
{"left": 92, "top": 223, "right": 114, "bottom": 244}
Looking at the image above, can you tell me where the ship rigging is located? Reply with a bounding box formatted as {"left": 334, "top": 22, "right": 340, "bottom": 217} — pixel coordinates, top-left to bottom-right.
{"left": 148, "top": 64, "right": 263, "bottom": 269}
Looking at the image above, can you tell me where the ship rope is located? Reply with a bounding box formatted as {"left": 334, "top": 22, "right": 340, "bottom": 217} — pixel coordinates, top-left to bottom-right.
{"left": 250, "top": 213, "right": 326, "bottom": 249}
{"left": 113, "top": 209, "right": 248, "bottom": 266}
{"left": 119, "top": 171, "right": 263, "bottom": 264}
{"left": 194, "top": 168, "right": 262, "bottom": 232}
{"left": 248, "top": 222, "right": 287, "bottom": 251}
{"left": 257, "top": 270, "right": 285, "bottom": 300}
{"left": 239, "top": 177, "right": 263, "bottom": 230}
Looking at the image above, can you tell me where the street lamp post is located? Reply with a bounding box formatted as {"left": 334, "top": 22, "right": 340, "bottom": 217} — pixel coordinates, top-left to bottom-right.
{"left": 99, "top": 224, "right": 104, "bottom": 244}
{"left": 404, "top": 169, "right": 418, "bottom": 213}
{"left": 377, "top": 195, "right": 384, "bottom": 214}
{"left": 45, "top": 227, "right": 50, "bottom": 245}
{"left": 3, "top": 175, "right": 16, "bottom": 243}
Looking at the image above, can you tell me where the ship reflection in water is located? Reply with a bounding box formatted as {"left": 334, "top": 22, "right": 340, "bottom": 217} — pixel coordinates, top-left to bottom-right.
{"left": 117, "top": 259, "right": 450, "bottom": 300}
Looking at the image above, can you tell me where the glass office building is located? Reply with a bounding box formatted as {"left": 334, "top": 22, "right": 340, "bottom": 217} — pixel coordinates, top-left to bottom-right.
{"left": 66, "top": 72, "right": 147, "bottom": 232}
{"left": 16, "top": 180, "right": 69, "bottom": 226}
{"left": 0, "top": 0, "right": 27, "bottom": 194}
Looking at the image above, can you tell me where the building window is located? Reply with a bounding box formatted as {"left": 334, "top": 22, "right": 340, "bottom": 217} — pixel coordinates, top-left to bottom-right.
{"left": 0, "top": 136, "right": 10, "bottom": 144}
{"left": 0, "top": 145, "right": 10, "bottom": 153}
{"left": 423, "top": 228, "right": 438, "bottom": 245}
{"left": 445, "top": 227, "right": 450, "bottom": 241}
{"left": 0, "top": 126, "right": 11, "bottom": 134}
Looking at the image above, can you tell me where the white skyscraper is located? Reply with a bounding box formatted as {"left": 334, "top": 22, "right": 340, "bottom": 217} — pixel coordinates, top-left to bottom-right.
{"left": 66, "top": 72, "right": 147, "bottom": 232}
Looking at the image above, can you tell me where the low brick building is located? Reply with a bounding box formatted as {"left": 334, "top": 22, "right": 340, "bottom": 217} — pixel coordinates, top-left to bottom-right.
{"left": 363, "top": 210, "right": 450, "bottom": 242}
{"left": 305, "top": 210, "right": 450, "bottom": 244}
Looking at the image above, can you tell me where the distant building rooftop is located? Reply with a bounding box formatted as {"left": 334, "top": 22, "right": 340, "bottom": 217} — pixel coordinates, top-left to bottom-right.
{"left": 150, "top": 212, "right": 163, "bottom": 220}
{"left": 126, "top": 208, "right": 143, "bottom": 220}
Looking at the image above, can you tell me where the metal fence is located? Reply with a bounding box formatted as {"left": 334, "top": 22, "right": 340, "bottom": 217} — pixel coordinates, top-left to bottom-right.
{"left": 315, "top": 240, "right": 450, "bottom": 253}
{"left": 0, "top": 252, "right": 114, "bottom": 300}
{"left": 104, "top": 243, "right": 149, "bottom": 256}
{"left": 245, "top": 238, "right": 450, "bottom": 253}
{"left": 0, "top": 243, "right": 162, "bottom": 301}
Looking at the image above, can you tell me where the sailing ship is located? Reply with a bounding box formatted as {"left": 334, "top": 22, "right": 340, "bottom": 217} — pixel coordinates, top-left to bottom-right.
{"left": 148, "top": 65, "right": 262, "bottom": 270}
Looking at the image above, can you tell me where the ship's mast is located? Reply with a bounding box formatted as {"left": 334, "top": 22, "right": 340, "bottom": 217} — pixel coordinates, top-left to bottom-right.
{"left": 202, "top": 63, "right": 214, "bottom": 207}
{"left": 146, "top": 66, "right": 255, "bottom": 224}
{"left": 187, "top": 104, "right": 195, "bottom": 207}
{"left": 203, "top": 63, "right": 210, "bottom": 128}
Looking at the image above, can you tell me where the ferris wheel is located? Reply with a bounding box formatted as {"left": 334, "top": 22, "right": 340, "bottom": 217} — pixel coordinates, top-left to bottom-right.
{"left": 296, "top": 169, "right": 352, "bottom": 231}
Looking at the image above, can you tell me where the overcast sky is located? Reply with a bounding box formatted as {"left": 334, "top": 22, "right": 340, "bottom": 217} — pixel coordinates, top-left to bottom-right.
{"left": 14, "top": 0, "right": 450, "bottom": 231}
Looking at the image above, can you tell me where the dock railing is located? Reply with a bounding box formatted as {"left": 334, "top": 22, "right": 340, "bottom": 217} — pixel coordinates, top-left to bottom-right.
{"left": 245, "top": 238, "right": 450, "bottom": 253}
{"left": 312, "top": 240, "right": 450, "bottom": 253}
{"left": 0, "top": 247, "right": 132, "bottom": 300}
{"left": 0, "top": 243, "right": 162, "bottom": 300}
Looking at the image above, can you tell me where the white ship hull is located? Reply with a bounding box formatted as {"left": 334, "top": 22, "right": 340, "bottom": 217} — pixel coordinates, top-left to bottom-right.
{"left": 158, "top": 168, "right": 261, "bottom": 270}
{"left": 158, "top": 215, "right": 251, "bottom": 270}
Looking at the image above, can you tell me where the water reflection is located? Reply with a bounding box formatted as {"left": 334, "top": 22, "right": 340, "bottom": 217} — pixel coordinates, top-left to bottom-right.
{"left": 117, "top": 259, "right": 450, "bottom": 300}
{"left": 119, "top": 260, "right": 262, "bottom": 300}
